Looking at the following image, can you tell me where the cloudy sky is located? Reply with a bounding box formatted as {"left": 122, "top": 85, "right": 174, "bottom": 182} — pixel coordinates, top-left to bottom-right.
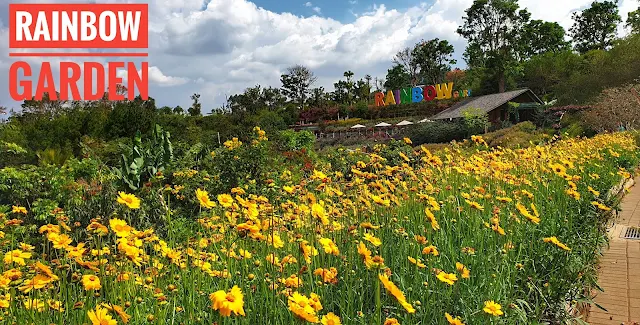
{"left": 0, "top": 0, "right": 638, "bottom": 115}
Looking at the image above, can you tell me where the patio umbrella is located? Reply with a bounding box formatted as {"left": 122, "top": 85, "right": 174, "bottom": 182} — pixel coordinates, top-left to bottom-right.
{"left": 375, "top": 122, "right": 392, "bottom": 127}
{"left": 418, "top": 118, "right": 434, "bottom": 123}
{"left": 396, "top": 120, "right": 414, "bottom": 126}
{"left": 351, "top": 124, "right": 366, "bottom": 135}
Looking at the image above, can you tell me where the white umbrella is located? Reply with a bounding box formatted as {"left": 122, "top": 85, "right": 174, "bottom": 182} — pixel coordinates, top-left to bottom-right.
{"left": 418, "top": 118, "right": 434, "bottom": 123}
{"left": 396, "top": 120, "right": 414, "bottom": 126}
{"left": 375, "top": 122, "right": 392, "bottom": 127}
{"left": 350, "top": 124, "right": 366, "bottom": 129}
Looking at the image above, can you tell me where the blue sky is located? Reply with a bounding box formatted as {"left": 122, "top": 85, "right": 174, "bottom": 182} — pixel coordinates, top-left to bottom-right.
{"left": 249, "top": 0, "right": 429, "bottom": 22}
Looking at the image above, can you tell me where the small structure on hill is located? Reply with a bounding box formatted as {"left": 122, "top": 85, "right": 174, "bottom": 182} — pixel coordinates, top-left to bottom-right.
{"left": 431, "top": 89, "right": 543, "bottom": 125}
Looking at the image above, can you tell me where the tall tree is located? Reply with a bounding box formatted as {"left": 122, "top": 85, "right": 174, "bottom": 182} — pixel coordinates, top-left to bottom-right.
{"left": 392, "top": 47, "right": 419, "bottom": 86}
{"left": 628, "top": 9, "right": 640, "bottom": 34}
{"left": 384, "top": 64, "right": 410, "bottom": 90}
{"left": 457, "top": 0, "right": 531, "bottom": 93}
{"left": 569, "top": 1, "right": 621, "bottom": 54}
{"left": 521, "top": 20, "right": 570, "bottom": 57}
{"left": 413, "top": 38, "right": 457, "bottom": 85}
{"left": 280, "top": 65, "right": 317, "bottom": 109}
{"left": 188, "top": 93, "right": 202, "bottom": 116}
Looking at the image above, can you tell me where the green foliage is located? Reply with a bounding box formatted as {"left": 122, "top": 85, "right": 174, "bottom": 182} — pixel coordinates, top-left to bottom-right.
{"left": 628, "top": 9, "right": 640, "bottom": 34}
{"left": 280, "top": 65, "right": 317, "bottom": 109}
{"left": 188, "top": 93, "right": 202, "bottom": 116}
{"left": 521, "top": 20, "right": 570, "bottom": 57}
{"left": 461, "top": 107, "right": 490, "bottom": 135}
{"left": 36, "top": 147, "right": 72, "bottom": 166}
{"left": 384, "top": 64, "right": 410, "bottom": 90}
{"left": 482, "top": 121, "right": 549, "bottom": 148}
{"left": 570, "top": 1, "right": 621, "bottom": 53}
{"left": 113, "top": 125, "right": 174, "bottom": 190}
{"left": 457, "top": 0, "right": 530, "bottom": 92}
{"left": 276, "top": 130, "right": 315, "bottom": 151}
{"left": 408, "top": 121, "right": 467, "bottom": 145}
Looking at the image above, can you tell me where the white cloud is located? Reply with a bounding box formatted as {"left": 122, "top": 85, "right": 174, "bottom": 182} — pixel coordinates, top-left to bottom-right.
{"left": 313, "top": 6, "right": 322, "bottom": 14}
{"left": 0, "top": 0, "right": 636, "bottom": 115}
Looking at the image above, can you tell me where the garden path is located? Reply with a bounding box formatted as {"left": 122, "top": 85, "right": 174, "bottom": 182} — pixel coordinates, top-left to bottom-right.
{"left": 588, "top": 176, "right": 640, "bottom": 325}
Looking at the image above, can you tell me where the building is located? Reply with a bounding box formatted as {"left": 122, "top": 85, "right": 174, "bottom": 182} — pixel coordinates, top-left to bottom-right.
{"left": 431, "top": 89, "right": 544, "bottom": 125}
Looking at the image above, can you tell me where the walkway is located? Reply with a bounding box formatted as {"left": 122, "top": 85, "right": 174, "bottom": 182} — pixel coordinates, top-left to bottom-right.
{"left": 588, "top": 177, "right": 640, "bottom": 325}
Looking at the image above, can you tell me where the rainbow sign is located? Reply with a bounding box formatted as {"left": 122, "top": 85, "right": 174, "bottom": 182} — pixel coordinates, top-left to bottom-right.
{"left": 374, "top": 82, "right": 471, "bottom": 106}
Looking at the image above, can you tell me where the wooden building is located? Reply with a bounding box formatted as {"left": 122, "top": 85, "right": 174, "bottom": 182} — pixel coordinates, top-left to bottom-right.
{"left": 431, "top": 89, "right": 544, "bottom": 125}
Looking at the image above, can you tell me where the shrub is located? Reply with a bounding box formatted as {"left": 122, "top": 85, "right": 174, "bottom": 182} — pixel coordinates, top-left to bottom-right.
{"left": 409, "top": 121, "right": 467, "bottom": 145}
{"left": 582, "top": 83, "right": 640, "bottom": 131}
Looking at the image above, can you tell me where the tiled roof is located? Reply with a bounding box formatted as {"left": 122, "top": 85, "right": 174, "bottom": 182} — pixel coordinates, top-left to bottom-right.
{"left": 431, "top": 89, "right": 543, "bottom": 120}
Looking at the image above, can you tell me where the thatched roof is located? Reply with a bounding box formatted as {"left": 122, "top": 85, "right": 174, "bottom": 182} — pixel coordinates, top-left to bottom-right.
{"left": 431, "top": 89, "right": 543, "bottom": 120}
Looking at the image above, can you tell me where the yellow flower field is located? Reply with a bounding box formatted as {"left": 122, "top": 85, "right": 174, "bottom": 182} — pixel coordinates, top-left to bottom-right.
{"left": 0, "top": 131, "right": 638, "bottom": 324}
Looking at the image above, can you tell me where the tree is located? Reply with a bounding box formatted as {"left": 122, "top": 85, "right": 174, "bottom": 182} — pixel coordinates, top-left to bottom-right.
{"left": 521, "top": 20, "right": 570, "bottom": 57}
{"left": 280, "top": 65, "right": 317, "bottom": 109}
{"left": 392, "top": 47, "right": 419, "bottom": 86}
{"left": 457, "top": 0, "right": 531, "bottom": 93}
{"left": 173, "top": 105, "right": 184, "bottom": 115}
{"left": 413, "top": 38, "right": 457, "bottom": 85}
{"left": 569, "top": 1, "right": 621, "bottom": 54}
{"left": 583, "top": 82, "right": 640, "bottom": 131}
{"left": 309, "top": 87, "right": 327, "bottom": 108}
{"left": 384, "top": 64, "right": 410, "bottom": 90}
{"left": 188, "top": 93, "right": 202, "bottom": 116}
{"left": 628, "top": 9, "right": 640, "bottom": 34}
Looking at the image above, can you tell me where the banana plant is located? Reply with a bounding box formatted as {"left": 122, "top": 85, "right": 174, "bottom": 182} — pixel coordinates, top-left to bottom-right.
{"left": 113, "top": 125, "right": 173, "bottom": 190}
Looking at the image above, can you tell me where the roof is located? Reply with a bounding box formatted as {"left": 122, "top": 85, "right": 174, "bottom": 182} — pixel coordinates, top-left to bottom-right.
{"left": 431, "top": 89, "right": 543, "bottom": 120}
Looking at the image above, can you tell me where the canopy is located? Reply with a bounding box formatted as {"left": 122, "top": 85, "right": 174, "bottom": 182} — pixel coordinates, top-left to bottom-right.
{"left": 396, "top": 120, "right": 414, "bottom": 126}
{"left": 375, "top": 122, "right": 392, "bottom": 127}
{"left": 350, "top": 124, "right": 366, "bottom": 129}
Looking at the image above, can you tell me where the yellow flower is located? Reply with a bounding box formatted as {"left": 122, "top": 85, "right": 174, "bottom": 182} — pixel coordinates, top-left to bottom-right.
{"left": 109, "top": 218, "right": 133, "bottom": 238}
{"left": 403, "top": 137, "right": 412, "bottom": 145}
{"left": 3, "top": 249, "right": 32, "bottom": 266}
{"left": 422, "top": 245, "right": 439, "bottom": 256}
{"left": 378, "top": 274, "right": 415, "bottom": 313}
{"left": 384, "top": 317, "right": 400, "bottom": 325}
{"left": 116, "top": 192, "right": 141, "bottom": 209}
{"left": 363, "top": 233, "right": 381, "bottom": 247}
{"left": 311, "top": 203, "right": 329, "bottom": 225}
{"left": 321, "top": 312, "right": 342, "bottom": 325}
{"left": 543, "top": 236, "right": 571, "bottom": 251}
{"left": 318, "top": 238, "right": 340, "bottom": 256}
{"left": 408, "top": 256, "right": 426, "bottom": 268}
{"left": 82, "top": 275, "right": 102, "bottom": 291}
{"left": 11, "top": 205, "right": 27, "bottom": 214}
{"left": 196, "top": 189, "right": 216, "bottom": 209}
{"left": 0, "top": 293, "right": 10, "bottom": 309}
{"left": 591, "top": 201, "right": 611, "bottom": 211}
{"left": 24, "top": 298, "right": 45, "bottom": 312}
{"left": 101, "top": 304, "right": 131, "bottom": 324}
{"left": 483, "top": 300, "right": 503, "bottom": 316}
{"left": 88, "top": 305, "right": 117, "bottom": 325}
{"left": 445, "top": 313, "right": 465, "bottom": 325}
{"left": 456, "top": 262, "right": 470, "bottom": 279}
{"left": 288, "top": 292, "right": 320, "bottom": 323}
{"left": 436, "top": 272, "right": 458, "bottom": 286}
{"left": 210, "top": 285, "right": 245, "bottom": 317}
{"left": 218, "top": 194, "right": 234, "bottom": 208}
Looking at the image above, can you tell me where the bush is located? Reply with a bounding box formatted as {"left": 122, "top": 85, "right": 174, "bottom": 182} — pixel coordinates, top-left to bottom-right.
{"left": 582, "top": 83, "right": 640, "bottom": 132}
{"left": 482, "top": 121, "right": 550, "bottom": 148}
{"left": 409, "top": 121, "right": 467, "bottom": 145}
